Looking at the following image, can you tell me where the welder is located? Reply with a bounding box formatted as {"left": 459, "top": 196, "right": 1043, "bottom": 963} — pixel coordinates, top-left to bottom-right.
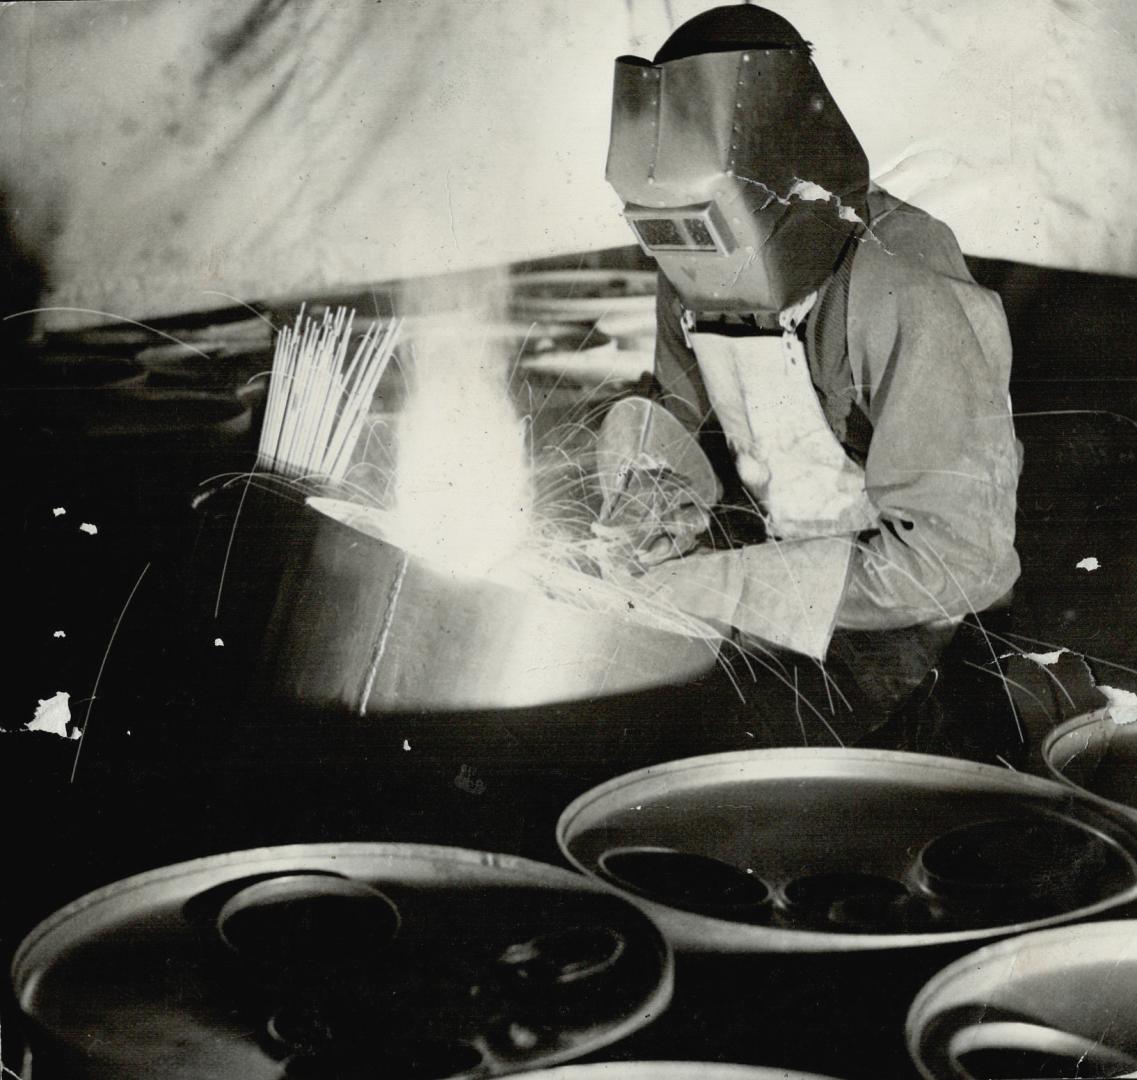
{"left": 596, "top": 4, "right": 1022, "bottom": 751}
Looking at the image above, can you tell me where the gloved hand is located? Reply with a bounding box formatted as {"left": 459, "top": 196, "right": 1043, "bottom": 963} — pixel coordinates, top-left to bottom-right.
{"left": 591, "top": 461, "right": 712, "bottom": 568}
{"left": 589, "top": 396, "right": 719, "bottom": 571}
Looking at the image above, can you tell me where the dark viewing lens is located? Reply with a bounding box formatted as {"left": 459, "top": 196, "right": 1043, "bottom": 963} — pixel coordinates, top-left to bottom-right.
{"left": 634, "top": 218, "right": 684, "bottom": 248}
{"left": 684, "top": 217, "right": 717, "bottom": 249}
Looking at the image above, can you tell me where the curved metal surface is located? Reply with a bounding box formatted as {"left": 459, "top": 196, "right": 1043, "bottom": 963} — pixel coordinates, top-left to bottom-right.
{"left": 1044, "top": 706, "right": 1137, "bottom": 813}
{"left": 12, "top": 843, "right": 673, "bottom": 1080}
{"left": 510, "top": 1063, "right": 844, "bottom": 1080}
{"left": 261, "top": 497, "right": 719, "bottom": 712}
{"left": 907, "top": 919, "right": 1137, "bottom": 1080}
{"left": 507, "top": 270, "right": 657, "bottom": 325}
{"left": 557, "top": 748, "right": 1137, "bottom": 954}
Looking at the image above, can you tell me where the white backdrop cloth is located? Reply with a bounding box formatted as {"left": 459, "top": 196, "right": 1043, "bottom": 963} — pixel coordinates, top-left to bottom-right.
{"left": 1, "top": 0, "right": 1135, "bottom": 328}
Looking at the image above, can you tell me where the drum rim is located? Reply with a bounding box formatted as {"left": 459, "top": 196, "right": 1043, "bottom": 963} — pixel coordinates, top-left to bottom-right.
{"left": 557, "top": 747, "right": 1137, "bottom": 953}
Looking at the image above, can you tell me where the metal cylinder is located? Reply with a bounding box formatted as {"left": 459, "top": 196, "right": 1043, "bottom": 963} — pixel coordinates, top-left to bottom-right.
{"left": 11, "top": 843, "right": 673, "bottom": 1080}
{"left": 907, "top": 919, "right": 1137, "bottom": 1080}
{"left": 1044, "top": 706, "right": 1137, "bottom": 813}
{"left": 509, "top": 1063, "right": 845, "bottom": 1080}
{"left": 259, "top": 497, "right": 720, "bottom": 713}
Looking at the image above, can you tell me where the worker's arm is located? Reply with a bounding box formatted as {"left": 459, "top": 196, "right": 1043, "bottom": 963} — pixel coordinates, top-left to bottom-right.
{"left": 835, "top": 230, "right": 1021, "bottom": 630}
{"left": 591, "top": 279, "right": 724, "bottom": 565}
{"left": 591, "top": 395, "right": 720, "bottom": 567}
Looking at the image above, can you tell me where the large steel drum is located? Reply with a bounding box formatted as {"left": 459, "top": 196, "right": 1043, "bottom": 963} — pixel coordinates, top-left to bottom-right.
{"left": 558, "top": 748, "right": 1137, "bottom": 954}
{"left": 510, "top": 1064, "right": 843, "bottom": 1080}
{"left": 907, "top": 919, "right": 1137, "bottom": 1079}
{"left": 11, "top": 843, "right": 673, "bottom": 1079}
{"left": 1044, "top": 705, "right": 1137, "bottom": 813}
{"left": 258, "top": 496, "right": 719, "bottom": 713}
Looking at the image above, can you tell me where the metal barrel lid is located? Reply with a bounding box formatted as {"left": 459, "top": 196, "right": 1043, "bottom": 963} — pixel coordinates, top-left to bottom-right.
{"left": 1044, "top": 705, "right": 1137, "bottom": 813}
{"left": 12, "top": 843, "right": 673, "bottom": 1080}
{"left": 906, "top": 918, "right": 1137, "bottom": 1080}
{"left": 557, "top": 748, "right": 1137, "bottom": 954}
{"left": 507, "top": 1063, "right": 844, "bottom": 1080}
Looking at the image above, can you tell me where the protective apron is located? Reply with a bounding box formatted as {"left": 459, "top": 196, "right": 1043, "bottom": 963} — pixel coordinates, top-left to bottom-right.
{"left": 637, "top": 294, "right": 879, "bottom": 661}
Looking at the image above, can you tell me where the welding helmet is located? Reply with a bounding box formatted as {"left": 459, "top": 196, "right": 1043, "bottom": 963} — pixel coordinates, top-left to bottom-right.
{"left": 606, "top": 5, "right": 868, "bottom": 316}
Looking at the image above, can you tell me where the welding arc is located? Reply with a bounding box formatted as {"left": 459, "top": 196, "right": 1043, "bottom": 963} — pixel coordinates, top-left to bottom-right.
{"left": 257, "top": 306, "right": 402, "bottom": 482}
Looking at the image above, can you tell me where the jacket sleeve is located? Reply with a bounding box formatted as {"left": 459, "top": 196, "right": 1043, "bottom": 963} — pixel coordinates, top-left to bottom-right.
{"left": 834, "top": 226, "right": 1022, "bottom": 630}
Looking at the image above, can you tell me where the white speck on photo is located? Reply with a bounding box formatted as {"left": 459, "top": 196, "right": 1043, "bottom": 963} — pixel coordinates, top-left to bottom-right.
{"left": 1102, "top": 686, "right": 1137, "bottom": 726}
{"left": 1023, "top": 649, "right": 1065, "bottom": 665}
{"left": 79, "top": 522, "right": 99, "bottom": 536}
{"left": 27, "top": 691, "right": 72, "bottom": 738}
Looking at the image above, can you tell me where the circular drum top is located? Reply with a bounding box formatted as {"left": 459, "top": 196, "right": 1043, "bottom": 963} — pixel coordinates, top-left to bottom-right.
{"left": 507, "top": 1063, "right": 843, "bottom": 1080}
{"left": 557, "top": 748, "right": 1137, "bottom": 954}
{"left": 1044, "top": 706, "right": 1137, "bottom": 811}
{"left": 13, "top": 844, "right": 672, "bottom": 1080}
{"left": 907, "top": 919, "right": 1137, "bottom": 1080}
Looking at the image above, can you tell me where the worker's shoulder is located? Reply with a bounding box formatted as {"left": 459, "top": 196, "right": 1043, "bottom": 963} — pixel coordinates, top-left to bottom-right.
{"left": 856, "top": 187, "right": 973, "bottom": 281}
{"left": 848, "top": 188, "right": 984, "bottom": 312}
{"left": 847, "top": 188, "right": 1011, "bottom": 356}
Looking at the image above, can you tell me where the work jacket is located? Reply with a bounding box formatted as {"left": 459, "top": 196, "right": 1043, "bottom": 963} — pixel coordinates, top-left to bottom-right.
{"left": 640, "top": 187, "right": 1022, "bottom": 658}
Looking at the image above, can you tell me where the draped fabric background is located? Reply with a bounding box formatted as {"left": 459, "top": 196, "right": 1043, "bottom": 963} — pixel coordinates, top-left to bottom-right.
{"left": 1, "top": 0, "right": 1134, "bottom": 329}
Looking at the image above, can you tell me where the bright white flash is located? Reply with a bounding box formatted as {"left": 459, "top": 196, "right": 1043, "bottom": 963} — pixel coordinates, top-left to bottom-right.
{"left": 388, "top": 320, "right": 533, "bottom": 579}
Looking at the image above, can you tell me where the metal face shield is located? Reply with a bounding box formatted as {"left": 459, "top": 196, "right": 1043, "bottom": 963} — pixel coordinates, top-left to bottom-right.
{"left": 606, "top": 49, "right": 868, "bottom": 315}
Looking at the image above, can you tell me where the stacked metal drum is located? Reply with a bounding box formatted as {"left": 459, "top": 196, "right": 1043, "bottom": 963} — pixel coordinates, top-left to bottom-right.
{"left": 16, "top": 744, "right": 1137, "bottom": 1078}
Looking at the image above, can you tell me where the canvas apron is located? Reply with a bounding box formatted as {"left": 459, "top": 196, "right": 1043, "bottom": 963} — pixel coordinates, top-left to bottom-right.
{"left": 669, "top": 293, "right": 881, "bottom": 657}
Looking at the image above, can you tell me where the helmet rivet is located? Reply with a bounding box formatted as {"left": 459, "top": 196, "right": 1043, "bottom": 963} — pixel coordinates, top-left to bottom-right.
{"left": 742, "top": 53, "right": 751, "bottom": 62}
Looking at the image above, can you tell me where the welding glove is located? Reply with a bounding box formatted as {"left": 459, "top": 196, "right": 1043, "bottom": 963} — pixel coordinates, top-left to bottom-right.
{"left": 591, "top": 397, "right": 720, "bottom": 569}
{"left": 624, "top": 537, "right": 854, "bottom": 661}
